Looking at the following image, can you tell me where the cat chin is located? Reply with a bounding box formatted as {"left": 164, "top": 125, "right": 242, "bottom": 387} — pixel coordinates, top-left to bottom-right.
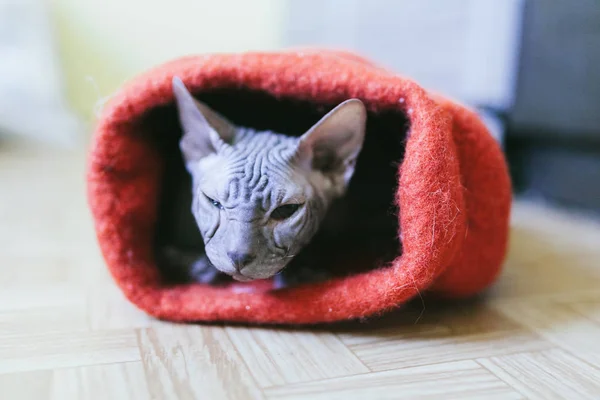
{"left": 230, "top": 270, "right": 281, "bottom": 282}
{"left": 231, "top": 273, "right": 254, "bottom": 282}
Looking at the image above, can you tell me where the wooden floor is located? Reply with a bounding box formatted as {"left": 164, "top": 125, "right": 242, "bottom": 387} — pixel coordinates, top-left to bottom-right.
{"left": 1, "top": 140, "right": 600, "bottom": 400}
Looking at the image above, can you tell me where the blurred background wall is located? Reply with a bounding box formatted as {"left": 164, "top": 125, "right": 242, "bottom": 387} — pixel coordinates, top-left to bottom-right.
{"left": 50, "top": 0, "right": 285, "bottom": 123}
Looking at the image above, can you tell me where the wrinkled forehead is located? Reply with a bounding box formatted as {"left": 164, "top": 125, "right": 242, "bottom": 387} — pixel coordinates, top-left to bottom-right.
{"left": 200, "top": 153, "right": 307, "bottom": 208}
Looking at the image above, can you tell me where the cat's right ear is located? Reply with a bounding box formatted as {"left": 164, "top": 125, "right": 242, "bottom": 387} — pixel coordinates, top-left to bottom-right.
{"left": 172, "top": 77, "right": 236, "bottom": 165}
{"left": 296, "top": 98, "right": 367, "bottom": 187}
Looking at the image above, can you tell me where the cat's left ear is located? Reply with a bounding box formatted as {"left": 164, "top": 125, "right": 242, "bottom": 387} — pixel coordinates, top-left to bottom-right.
{"left": 172, "top": 76, "right": 236, "bottom": 167}
{"left": 297, "top": 99, "right": 367, "bottom": 186}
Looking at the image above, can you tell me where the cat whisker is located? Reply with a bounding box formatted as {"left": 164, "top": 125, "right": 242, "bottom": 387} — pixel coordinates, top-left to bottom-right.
{"left": 281, "top": 247, "right": 292, "bottom": 258}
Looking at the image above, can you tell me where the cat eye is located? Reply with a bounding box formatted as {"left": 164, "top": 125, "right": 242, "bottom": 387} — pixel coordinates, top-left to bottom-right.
{"left": 204, "top": 194, "right": 224, "bottom": 210}
{"left": 271, "top": 204, "right": 301, "bottom": 220}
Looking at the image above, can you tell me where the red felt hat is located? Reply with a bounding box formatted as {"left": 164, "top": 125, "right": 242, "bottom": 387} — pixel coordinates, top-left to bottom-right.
{"left": 86, "top": 50, "right": 511, "bottom": 325}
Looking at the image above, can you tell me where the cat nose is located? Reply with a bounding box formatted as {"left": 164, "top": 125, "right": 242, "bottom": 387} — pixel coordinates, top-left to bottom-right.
{"left": 228, "top": 252, "right": 256, "bottom": 269}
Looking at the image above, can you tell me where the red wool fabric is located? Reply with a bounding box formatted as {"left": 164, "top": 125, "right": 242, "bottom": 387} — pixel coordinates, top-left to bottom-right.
{"left": 86, "top": 50, "right": 511, "bottom": 325}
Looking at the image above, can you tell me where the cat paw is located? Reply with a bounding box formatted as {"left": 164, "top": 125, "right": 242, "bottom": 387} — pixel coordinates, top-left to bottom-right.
{"left": 160, "top": 246, "right": 222, "bottom": 284}
{"left": 188, "top": 254, "right": 221, "bottom": 284}
{"left": 272, "top": 274, "right": 287, "bottom": 290}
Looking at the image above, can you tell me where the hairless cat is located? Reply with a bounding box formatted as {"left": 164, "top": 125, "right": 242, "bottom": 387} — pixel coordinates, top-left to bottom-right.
{"left": 163, "top": 77, "right": 367, "bottom": 288}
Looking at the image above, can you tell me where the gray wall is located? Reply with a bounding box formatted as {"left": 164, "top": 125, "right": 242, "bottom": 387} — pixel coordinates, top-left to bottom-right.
{"left": 511, "top": 0, "right": 600, "bottom": 141}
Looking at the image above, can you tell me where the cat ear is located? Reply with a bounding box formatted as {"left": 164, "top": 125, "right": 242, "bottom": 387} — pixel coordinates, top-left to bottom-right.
{"left": 172, "top": 76, "right": 236, "bottom": 164}
{"left": 297, "top": 99, "right": 367, "bottom": 185}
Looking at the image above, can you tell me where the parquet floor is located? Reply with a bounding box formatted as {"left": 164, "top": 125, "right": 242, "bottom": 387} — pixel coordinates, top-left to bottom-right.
{"left": 1, "top": 139, "right": 600, "bottom": 399}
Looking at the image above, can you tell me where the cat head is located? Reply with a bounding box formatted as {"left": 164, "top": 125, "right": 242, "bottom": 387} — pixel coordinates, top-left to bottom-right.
{"left": 172, "top": 77, "right": 367, "bottom": 281}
